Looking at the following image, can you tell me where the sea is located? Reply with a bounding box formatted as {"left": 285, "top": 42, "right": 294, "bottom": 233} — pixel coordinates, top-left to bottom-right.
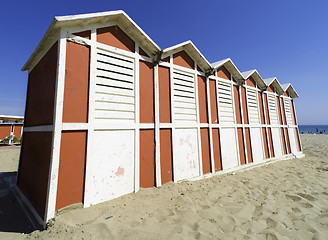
{"left": 298, "top": 125, "right": 328, "bottom": 134}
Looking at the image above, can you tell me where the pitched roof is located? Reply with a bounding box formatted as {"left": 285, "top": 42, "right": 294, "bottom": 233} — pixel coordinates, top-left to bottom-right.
{"left": 241, "top": 69, "right": 266, "bottom": 89}
{"left": 162, "top": 40, "right": 212, "bottom": 72}
{"left": 281, "top": 83, "right": 299, "bottom": 98}
{"left": 22, "top": 10, "right": 161, "bottom": 71}
{"left": 211, "top": 58, "right": 244, "bottom": 82}
{"left": 263, "top": 77, "right": 284, "bottom": 94}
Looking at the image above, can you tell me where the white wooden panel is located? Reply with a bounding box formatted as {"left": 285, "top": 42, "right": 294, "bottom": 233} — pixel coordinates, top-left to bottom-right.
{"left": 288, "top": 128, "right": 298, "bottom": 153}
{"left": 90, "top": 130, "right": 135, "bottom": 205}
{"left": 94, "top": 48, "right": 135, "bottom": 124}
{"left": 250, "top": 128, "right": 264, "bottom": 163}
{"left": 284, "top": 98, "right": 294, "bottom": 125}
{"left": 247, "top": 88, "right": 260, "bottom": 124}
{"left": 220, "top": 128, "right": 239, "bottom": 170}
{"left": 172, "top": 69, "right": 197, "bottom": 122}
{"left": 271, "top": 127, "right": 282, "bottom": 157}
{"left": 174, "top": 128, "right": 200, "bottom": 181}
{"left": 217, "top": 80, "right": 234, "bottom": 123}
{"left": 267, "top": 94, "right": 278, "bottom": 125}
{"left": 95, "top": 94, "right": 134, "bottom": 104}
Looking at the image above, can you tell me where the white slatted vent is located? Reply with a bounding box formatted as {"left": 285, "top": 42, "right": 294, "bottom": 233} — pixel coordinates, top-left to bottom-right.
{"left": 94, "top": 47, "right": 135, "bottom": 124}
{"left": 217, "top": 80, "right": 234, "bottom": 123}
{"left": 247, "top": 88, "right": 260, "bottom": 124}
{"left": 172, "top": 70, "right": 197, "bottom": 122}
{"left": 284, "top": 98, "right": 293, "bottom": 125}
{"left": 267, "top": 94, "right": 278, "bottom": 125}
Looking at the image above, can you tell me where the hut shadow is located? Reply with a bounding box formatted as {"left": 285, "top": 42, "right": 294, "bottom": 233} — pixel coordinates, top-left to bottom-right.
{"left": 0, "top": 171, "right": 41, "bottom": 234}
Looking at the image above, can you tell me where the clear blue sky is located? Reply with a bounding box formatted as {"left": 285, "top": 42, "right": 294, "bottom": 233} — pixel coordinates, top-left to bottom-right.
{"left": 0, "top": 0, "right": 327, "bottom": 125}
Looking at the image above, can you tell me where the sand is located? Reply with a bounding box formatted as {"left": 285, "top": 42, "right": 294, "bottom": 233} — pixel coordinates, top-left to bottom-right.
{"left": 1, "top": 134, "right": 328, "bottom": 239}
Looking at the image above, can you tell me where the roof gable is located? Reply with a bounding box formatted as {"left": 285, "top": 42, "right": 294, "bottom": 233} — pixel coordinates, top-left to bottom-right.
{"left": 22, "top": 10, "right": 161, "bottom": 71}
{"left": 241, "top": 69, "right": 266, "bottom": 89}
{"left": 281, "top": 83, "right": 299, "bottom": 98}
{"left": 263, "top": 77, "right": 284, "bottom": 95}
{"left": 162, "top": 41, "right": 212, "bottom": 73}
{"left": 211, "top": 58, "right": 244, "bottom": 83}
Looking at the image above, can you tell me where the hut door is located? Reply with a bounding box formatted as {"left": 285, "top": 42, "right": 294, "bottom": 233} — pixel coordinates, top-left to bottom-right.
{"left": 88, "top": 47, "right": 136, "bottom": 205}
{"left": 220, "top": 128, "right": 239, "bottom": 170}
{"left": 288, "top": 128, "right": 298, "bottom": 153}
{"left": 250, "top": 128, "right": 264, "bottom": 163}
{"left": 271, "top": 127, "right": 283, "bottom": 157}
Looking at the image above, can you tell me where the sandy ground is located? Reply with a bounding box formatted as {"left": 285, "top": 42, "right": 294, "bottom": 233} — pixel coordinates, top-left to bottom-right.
{"left": 0, "top": 135, "right": 328, "bottom": 239}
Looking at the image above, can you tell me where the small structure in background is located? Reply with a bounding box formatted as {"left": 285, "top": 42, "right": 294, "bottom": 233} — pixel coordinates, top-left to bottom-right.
{"left": 0, "top": 114, "right": 23, "bottom": 144}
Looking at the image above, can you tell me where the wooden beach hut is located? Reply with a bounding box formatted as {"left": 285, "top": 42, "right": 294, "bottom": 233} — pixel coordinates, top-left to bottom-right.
{"left": 17, "top": 10, "right": 304, "bottom": 227}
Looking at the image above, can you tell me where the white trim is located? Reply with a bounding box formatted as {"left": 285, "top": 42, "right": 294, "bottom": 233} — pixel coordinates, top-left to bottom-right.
{"left": 134, "top": 43, "right": 140, "bottom": 192}
{"left": 154, "top": 64, "right": 161, "bottom": 187}
{"left": 194, "top": 72, "right": 203, "bottom": 177}
{"left": 44, "top": 31, "right": 67, "bottom": 224}
{"left": 83, "top": 28, "right": 97, "bottom": 208}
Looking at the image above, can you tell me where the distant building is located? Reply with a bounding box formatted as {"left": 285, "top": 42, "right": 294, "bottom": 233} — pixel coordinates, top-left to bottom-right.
{"left": 0, "top": 114, "right": 23, "bottom": 140}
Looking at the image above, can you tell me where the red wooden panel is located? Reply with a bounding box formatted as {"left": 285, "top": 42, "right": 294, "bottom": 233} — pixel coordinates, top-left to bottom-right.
{"left": 24, "top": 43, "right": 57, "bottom": 127}
{"left": 276, "top": 96, "right": 283, "bottom": 125}
{"left": 280, "top": 97, "right": 287, "bottom": 125}
{"left": 245, "top": 128, "right": 253, "bottom": 163}
{"left": 97, "top": 26, "right": 135, "bottom": 52}
{"left": 217, "top": 66, "right": 231, "bottom": 80}
{"left": 73, "top": 30, "right": 91, "bottom": 39}
{"left": 212, "top": 128, "right": 222, "bottom": 171}
{"left": 201, "top": 128, "right": 211, "bottom": 174}
{"left": 241, "top": 86, "right": 248, "bottom": 124}
{"left": 280, "top": 128, "right": 287, "bottom": 155}
{"left": 237, "top": 128, "right": 246, "bottom": 165}
{"left": 284, "top": 128, "right": 291, "bottom": 154}
{"left": 0, "top": 125, "right": 11, "bottom": 139}
{"left": 56, "top": 131, "right": 87, "bottom": 210}
{"left": 160, "top": 129, "right": 173, "bottom": 184}
{"left": 159, "top": 66, "right": 171, "bottom": 123}
{"left": 17, "top": 131, "right": 53, "bottom": 218}
{"left": 173, "top": 50, "right": 194, "bottom": 69}
{"left": 258, "top": 92, "right": 265, "bottom": 124}
{"left": 139, "top": 61, "right": 154, "bottom": 123}
{"left": 262, "top": 128, "right": 270, "bottom": 159}
{"left": 63, "top": 41, "right": 90, "bottom": 123}
{"left": 198, "top": 76, "right": 208, "bottom": 123}
{"left": 140, "top": 129, "right": 155, "bottom": 188}
{"left": 246, "top": 76, "right": 256, "bottom": 88}
{"left": 263, "top": 93, "right": 270, "bottom": 124}
{"left": 209, "top": 80, "right": 218, "bottom": 124}
{"left": 267, "top": 128, "right": 275, "bottom": 157}
{"left": 233, "top": 85, "right": 242, "bottom": 124}
{"left": 13, "top": 125, "right": 22, "bottom": 138}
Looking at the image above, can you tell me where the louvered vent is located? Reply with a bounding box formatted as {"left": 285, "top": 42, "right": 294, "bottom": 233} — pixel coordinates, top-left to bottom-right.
{"left": 172, "top": 70, "right": 197, "bottom": 122}
{"left": 217, "top": 80, "right": 234, "bottom": 123}
{"left": 94, "top": 47, "right": 135, "bottom": 124}
{"left": 247, "top": 88, "right": 260, "bottom": 124}
{"left": 284, "top": 98, "right": 293, "bottom": 125}
{"left": 267, "top": 94, "right": 278, "bottom": 125}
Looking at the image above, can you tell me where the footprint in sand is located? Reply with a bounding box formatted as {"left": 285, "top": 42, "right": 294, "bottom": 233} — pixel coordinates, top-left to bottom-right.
{"left": 217, "top": 216, "right": 236, "bottom": 233}
{"left": 285, "top": 194, "right": 302, "bottom": 201}
{"left": 297, "top": 193, "right": 316, "bottom": 201}
{"left": 266, "top": 233, "right": 278, "bottom": 240}
{"left": 266, "top": 217, "right": 277, "bottom": 229}
{"left": 292, "top": 207, "right": 301, "bottom": 213}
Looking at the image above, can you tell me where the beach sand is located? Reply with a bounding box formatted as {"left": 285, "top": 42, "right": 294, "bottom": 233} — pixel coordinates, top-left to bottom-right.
{"left": 1, "top": 134, "right": 327, "bottom": 239}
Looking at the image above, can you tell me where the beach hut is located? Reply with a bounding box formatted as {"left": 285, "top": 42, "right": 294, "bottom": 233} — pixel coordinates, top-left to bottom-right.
{"left": 17, "top": 10, "right": 304, "bottom": 227}
{"left": 0, "top": 115, "right": 23, "bottom": 141}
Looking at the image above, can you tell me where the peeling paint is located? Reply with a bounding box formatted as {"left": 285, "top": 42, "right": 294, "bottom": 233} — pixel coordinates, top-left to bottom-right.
{"left": 115, "top": 166, "right": 125, "bottom": 176}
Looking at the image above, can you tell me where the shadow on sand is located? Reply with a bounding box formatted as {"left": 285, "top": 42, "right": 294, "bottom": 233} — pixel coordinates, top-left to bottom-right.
{"left": 0, "top": 171, "right": 41, "bottom": 234}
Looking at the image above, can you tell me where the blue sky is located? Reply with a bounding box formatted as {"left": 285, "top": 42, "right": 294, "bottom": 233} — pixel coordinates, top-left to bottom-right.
{"left": 0, "top": 0, "right": 327, "bottom": 124}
